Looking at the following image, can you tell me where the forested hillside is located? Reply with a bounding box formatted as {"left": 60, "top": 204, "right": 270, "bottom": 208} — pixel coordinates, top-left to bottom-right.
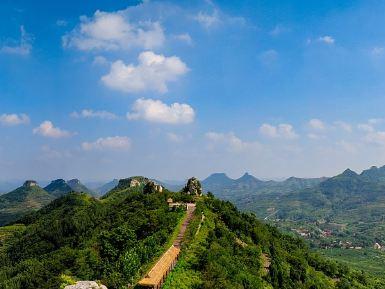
{"left": 0, "top": 182, "right": 54, "bottom": 226}
{"left": 0, "top": 177, "right": 383, "bottom": 289}
{"left": 205, "top": 166, "right": 385, "bottom": 278}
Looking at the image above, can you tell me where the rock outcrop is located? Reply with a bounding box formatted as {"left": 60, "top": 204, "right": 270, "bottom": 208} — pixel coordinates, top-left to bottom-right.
{"left": 64, "top": 281, "right": 107, "bottom": 289}
{"left": 143, "top": 180, "right": 164, "bottom": 194}
{"left": 114, "top": 176, "right": 149, "bottom": 191}
{"left": 183, "top": 177, "right": 202, "bottom": 196}
{"left": 23, "top": 180, "right": 37, "bottom": 187}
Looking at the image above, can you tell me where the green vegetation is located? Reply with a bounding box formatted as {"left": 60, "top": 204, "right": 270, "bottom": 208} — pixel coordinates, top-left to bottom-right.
{"left": 0, "top": 184, "right": 54, "bottom": 226}
{"left": 0, "top": 181, "right": 187, "bottom": 289}
{"left": 163, "top": 195, "right": 384, "bottom": 289}
{"left": 205, "top": 167, "right": 385, "bottom": 279}
{"left": 319, "top": 248, "right": 385, "bottom": 278}
{"left": 0, "top": 177, "right": 384, "bottom": 288}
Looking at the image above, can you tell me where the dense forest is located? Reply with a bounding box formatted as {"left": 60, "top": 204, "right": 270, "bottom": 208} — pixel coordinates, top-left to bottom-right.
{"left": 0, "top": 178, "right": 383, "bottom": 289}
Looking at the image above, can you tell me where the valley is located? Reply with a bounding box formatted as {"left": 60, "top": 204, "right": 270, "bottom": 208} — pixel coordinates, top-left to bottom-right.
{"left": 202, "top": 166, "right": 385, "bottom": 279}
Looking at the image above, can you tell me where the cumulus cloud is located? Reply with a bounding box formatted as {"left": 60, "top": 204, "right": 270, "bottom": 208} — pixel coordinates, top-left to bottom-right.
{"left": 82, "top": 136, "right": 131, "bottom": 151}
{"left": 127, "top": 98, "right": 195, "bottom": 124}
{"left": 70, "top": 109, "right": 118, "bottom": 120}
{"left": 0, "top": 113, "right": 30, "bottom": 126}
{"left": 205, "top": 132, "right": 258, "bottom": 152}
{"left": 259, "top": 123, "right": 298, "bottom": 139}
{"left": 318, "top": 35, "right": 335, "bottom": 44}
{"left": 33, "top": 121, "right": 72, "bottom": 138}
{"left": 101, "top": 51, "right": 189, "bottom": 94}
{"left": 63, "top": 10, "right": 165, "bottom": 51}
{"left": 0, "top": 26, "right": 32, "bottom": 56}
{"left": 308, "top": 118, "right": 326, "bottom": 130}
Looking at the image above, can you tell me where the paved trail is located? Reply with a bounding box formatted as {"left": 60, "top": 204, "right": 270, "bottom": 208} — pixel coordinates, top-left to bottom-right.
{"left": 138, "top": 203, "right": 196, "bottom": 289}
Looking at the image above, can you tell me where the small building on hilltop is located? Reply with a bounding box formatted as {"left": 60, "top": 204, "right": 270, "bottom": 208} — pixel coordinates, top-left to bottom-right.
{"left": 24, "top": 180, "right": 38, "bottom": 187}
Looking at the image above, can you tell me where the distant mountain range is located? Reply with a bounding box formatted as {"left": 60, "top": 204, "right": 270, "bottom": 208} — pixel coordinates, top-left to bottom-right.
{"left": 0, "top": 179, "right": 95, "bottom": 226}
{"left": 202, "top": 166, "right": 385, "bottom": 247}
{"left": 201, "top": 172, "right": 326, "bottom": 201}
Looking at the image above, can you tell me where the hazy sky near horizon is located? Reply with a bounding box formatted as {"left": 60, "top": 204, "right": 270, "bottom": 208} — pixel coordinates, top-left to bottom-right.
{"left": 3, "top": 0, "right": 385, "bottom": 181}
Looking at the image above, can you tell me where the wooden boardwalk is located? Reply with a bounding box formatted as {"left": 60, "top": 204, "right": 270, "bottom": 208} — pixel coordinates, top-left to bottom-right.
{"left": 138, "top": 204, "right": 196, "bottom": 289}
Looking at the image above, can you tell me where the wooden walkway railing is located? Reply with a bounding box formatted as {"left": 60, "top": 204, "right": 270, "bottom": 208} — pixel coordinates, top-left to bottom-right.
{"left": 138, "top": 203, "right": 196, "bottom": 289}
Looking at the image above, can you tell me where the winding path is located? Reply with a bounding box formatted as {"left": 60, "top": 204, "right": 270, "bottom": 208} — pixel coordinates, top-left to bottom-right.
{"left": 138, "top": 203, "right": 196, "bottom": 289}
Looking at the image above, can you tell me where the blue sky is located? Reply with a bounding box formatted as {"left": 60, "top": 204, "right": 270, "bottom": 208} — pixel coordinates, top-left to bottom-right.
{"left": 2, "top": 0, "right": 385, "bottom": 182}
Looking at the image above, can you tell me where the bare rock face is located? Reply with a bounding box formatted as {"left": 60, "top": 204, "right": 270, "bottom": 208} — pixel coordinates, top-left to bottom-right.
{"left": 115, "top": 177, "right": 149, "bottom": 190}
{"left": 183, "top": 177, "right": 202, "bottom": 196}
{"left": 143, "top": 181, "right": 164, "bottom": 194}
{"left": 64, "top": 281, "right": 107, "bottom": 289}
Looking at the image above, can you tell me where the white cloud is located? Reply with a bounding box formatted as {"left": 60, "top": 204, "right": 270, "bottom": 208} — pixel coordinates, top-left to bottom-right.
{"left": 318, "top": 35, "right": 335, "bottom": 44}
{"left": 205, "top": 132, "right": 259, "bottom": 152}
{"left": 0, "top": 113, "right": 30, "bottom": 126}
{"left": 259, "top": 123, "right": 298, "bottom": 139}
{"left": 368, "top": 118, "right": 383, "bottom": 125}
{"left": 364, "top": 131, "right": 385, "bottom": 146}
{"left": 102, "top": 51, "right": 188, "bottom": 94}
{"left": 33, "top": 121, "right": 72, "bottom": 138}
{"left": 357, "top": 123, "right": 374, "bottom": 132}
{"left": 71, "top": 109, "right": 117, "bottom": 120}
{"left": 334, "top": 121, "right": 352, "bottom": 132}
{"left": 194, "top": 10, "right": 221, "bottom": 28}
{"left": 308, "top": 118, "right": 326, "bottom": 130}
{"left": 173, "top": 33, "right": 193, "bottom": 45}
{"left": 0, "top": 26, "right": 32, "bottom": 56}
{"left": 63, "top": 10, "right": 165, "bottom": 51}
{"left": 82, "top": 136, "right": 131, "bottom": 151}
{"left": 127, "top": 98, "right": 195, "bottom": 124}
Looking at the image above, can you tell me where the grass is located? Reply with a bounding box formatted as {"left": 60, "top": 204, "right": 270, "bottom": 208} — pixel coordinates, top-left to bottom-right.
{"left": 162, "top": 201, "right": 212, "bottom": 289}
{"left": 134, "top": 209, "right": 186, "bottom": 287}
{"left": 318, "top": 247, "right": 385, "bottom": 277}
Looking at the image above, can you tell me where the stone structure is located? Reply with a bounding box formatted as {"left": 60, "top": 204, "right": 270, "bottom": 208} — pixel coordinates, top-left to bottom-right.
{"left": 182, "top": 177, "right": 202, "bottom": 196}
{"left": 138, "top": 204, "right": 196, "bottom": 289}
{"left": 64, "top": 281, "right": 107, "bottom": 289}
{"left": 23, "top": 180, "right": 37, "bottom": 187}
